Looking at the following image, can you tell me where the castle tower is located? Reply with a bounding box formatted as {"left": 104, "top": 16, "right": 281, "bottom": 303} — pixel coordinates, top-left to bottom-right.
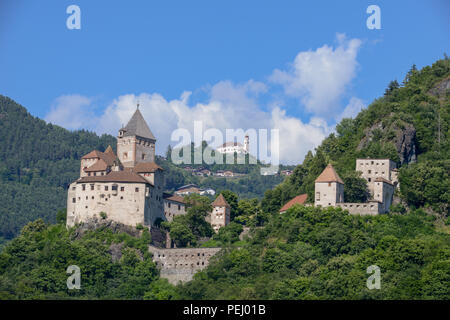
{"left": 117, "top": 106, "right": 156, "bottom": 168}
{"left": 209, "top": 194, "right": 231, "bottom": 233}
{"left": 314, "top": 164, "right": 344, "bottom": 207}
{"left": 244, "top": 135, "right": 249, "bottom": 153}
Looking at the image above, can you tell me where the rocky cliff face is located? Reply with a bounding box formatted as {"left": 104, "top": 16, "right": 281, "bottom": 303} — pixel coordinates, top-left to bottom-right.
{"left": 357, "top": 119, "right": 417, "bottom": 165}
{"left": 393, "top": 123, "right": 417, "bottom": 164}
{"left": 429, "top": 76, "right": 450, "bottom": 99}
{"left": 72, "top": 217, "right": 143, "bottom": 239}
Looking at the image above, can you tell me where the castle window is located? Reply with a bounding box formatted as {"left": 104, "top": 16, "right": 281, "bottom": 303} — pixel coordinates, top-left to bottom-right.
{"left": 142, "top": 154, "right": 146, "bottom": 160}
{"left": 123, "top": 152, "right": 128, "bottom": 159}
{"left": 368, "top": 178, "right": 371, "bottom": 182}
{"left": 135, "top": 188, "right": 139, "bottom": 192}
{"left": 91, "top": 196, "right": 94, "bottom": 199}
{"left": 72, "top": 198, "right": 76, "bottom": 203}
{"left": 120, "top": 196, "right": 123, "bottom": 200}
{"left": 105, "top": 186, "right": 108, "bottom": 191}
{"left": 178, "top": 205, "right": 181, "bottom": 210}
{"left": 168, "top": 203, "right": 171, "bottom": 208}
{"left": 120, "top": 187, "right": 125, "bottom": 191}
{"left": 88, "top": 172, "right": 91, "bottom": 176}
{"left": 368, "top": 170, "right": 371, "bottom": 174}
{"left": 101, "top": 172, "right": 104, "bottom": 176}
{"left": 86, "top": 196, "right": 88, "bottom": 200}
{"left": 112, "top": 185, "right": 117, "bottom": 191}
{"left": 316, "top": 192, "right": 320, "bottom": 200}
{"left": 371, "top": 161, "right": 374, "bottom": 164}
{"left": 94, "top": 172, "right": 96, "bottom": 176}
{"left": 90, "top": 185, "right": 94, "bottom": 191}
{"left": 85, "top": 206, "right": 88, "bottom": 209}
{"left": 72, "top": 186, "right": 76, "bottom": 190}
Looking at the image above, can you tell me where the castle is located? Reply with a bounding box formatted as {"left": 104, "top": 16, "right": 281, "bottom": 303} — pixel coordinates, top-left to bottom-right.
{"left": 314, "top": 159, "right": 398, "bottom": 215}
{"left": 66, "top": 107, "right": 166, "bottom": 228}
{"left": 66, "top": 107, "right": 231, "bottom": 233}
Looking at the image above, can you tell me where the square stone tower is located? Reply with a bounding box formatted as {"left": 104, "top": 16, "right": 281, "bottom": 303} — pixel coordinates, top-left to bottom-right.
{"left": 314, "top": 164, "right": 344, "bottom": 207}
{"left": 117, "top": 108, "right": 156, "bottom": 168}
{"left": 209, "top": 194, "right": 231, "bottom": 233}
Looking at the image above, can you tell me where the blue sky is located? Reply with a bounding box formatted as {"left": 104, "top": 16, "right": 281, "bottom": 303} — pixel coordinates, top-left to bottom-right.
{"left": 1, "top": 0, "right": 449, "bottom": 163}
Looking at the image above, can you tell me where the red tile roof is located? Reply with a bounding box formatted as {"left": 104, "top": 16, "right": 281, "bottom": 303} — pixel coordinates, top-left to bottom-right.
{"left": 164, "top": 194, "right": 186, "bottom": 204}
{"left": 133, "top": 162, "right": 163, "bottom": 173}
{"left": 84, "top": 159, "right": 108, "bottom": 172}
{"left": 77, "top": 170, "right": 150, "bottom": 184}
{"left": 81, "top": 148, "right": 118, "bottom": 167}
{"left": 279, "top": 194, "right": 308, "bottom": 212}
{"left": 315, "top": 164, "right": 344, "bottom": 184}
{"left": 212, "top": 194, "right": 230, "bottom": 207}
{"left": 81, "top": 150, "right": 103, "bottom": 159}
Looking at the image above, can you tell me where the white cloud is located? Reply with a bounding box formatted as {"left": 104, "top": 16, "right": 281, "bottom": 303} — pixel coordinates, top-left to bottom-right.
{"left": 336, "top": 97, "right": 365, "bottom": 122}
{"left": 45, "top": 35, "right": 365, "bottom": 164}
{"left": 45, "top": 95, "right": 95, "bottom": 130}
{"left": 271, "top": 107, "right": 332, "bottom": 165}
{"left": 270, "top": 33, "right": 362, "bottom": 116}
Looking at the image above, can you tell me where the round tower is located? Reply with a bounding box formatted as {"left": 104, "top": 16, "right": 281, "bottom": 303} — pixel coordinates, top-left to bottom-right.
{"left": 244, "top": 135, "right": 249, "bottom": 153}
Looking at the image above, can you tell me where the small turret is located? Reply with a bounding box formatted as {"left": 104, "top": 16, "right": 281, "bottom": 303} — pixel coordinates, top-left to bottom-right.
{"left": 244, "top": 135, "right": 249, "bottom": 153}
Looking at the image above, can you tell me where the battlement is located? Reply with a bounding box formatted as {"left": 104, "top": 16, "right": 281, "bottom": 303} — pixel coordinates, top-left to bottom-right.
{"left": 148, "top": 245, "right": 221, "bottom": 284}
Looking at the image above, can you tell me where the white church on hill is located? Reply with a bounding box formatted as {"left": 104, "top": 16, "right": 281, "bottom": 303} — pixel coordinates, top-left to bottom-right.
{"left": 216, "top": 135, "right": 249, "bottom": 154}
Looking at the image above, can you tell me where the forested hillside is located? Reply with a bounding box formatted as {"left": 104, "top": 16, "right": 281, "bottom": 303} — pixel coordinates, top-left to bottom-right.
{"left": 0, "top": 59, "right": 448, "bottom": 300}
{"left": 175, "top": 58, "right": 450, "bottom": 300}
{"left": 262, "top": 59, "right": 449, "bottom": 215}
{"left": 0, "top": 96, "right": 116, "bottom": 241}
{"left": 158, "top": 143, "right": 288, "bottom": 199}
{"left": 0, "top": 96, "right": 286, "bottom": 241}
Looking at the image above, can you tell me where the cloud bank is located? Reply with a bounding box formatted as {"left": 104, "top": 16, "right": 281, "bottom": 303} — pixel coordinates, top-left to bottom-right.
{"left": 45, "top": 34, "right": 364, "bottom": 165}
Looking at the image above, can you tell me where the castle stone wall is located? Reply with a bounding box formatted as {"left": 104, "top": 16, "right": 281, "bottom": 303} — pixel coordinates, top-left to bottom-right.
{"left": 164, "top": 200, "right": 186, "bottom": 222}
{"left": 148, "top": 245, "right": 221, "bottom": 284}
{"left": 67, "top": 181, "right": 153, "bottom": 227}
{"left": 336, "top": 202, "right": 382, "bottom": 215}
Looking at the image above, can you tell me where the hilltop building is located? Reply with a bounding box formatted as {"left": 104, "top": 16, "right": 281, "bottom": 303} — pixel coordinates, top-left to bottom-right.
{"left": 216, "top": 135, "right": 249, "bottom": 154}
{"left": 313, "top": 159, "right": 397, "bottom": 215}
{"left": 67, "top": 107, "right": 166, "bottom": 228}
{"left": 174, "top": 184, "right": 215, "bottom": 196}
